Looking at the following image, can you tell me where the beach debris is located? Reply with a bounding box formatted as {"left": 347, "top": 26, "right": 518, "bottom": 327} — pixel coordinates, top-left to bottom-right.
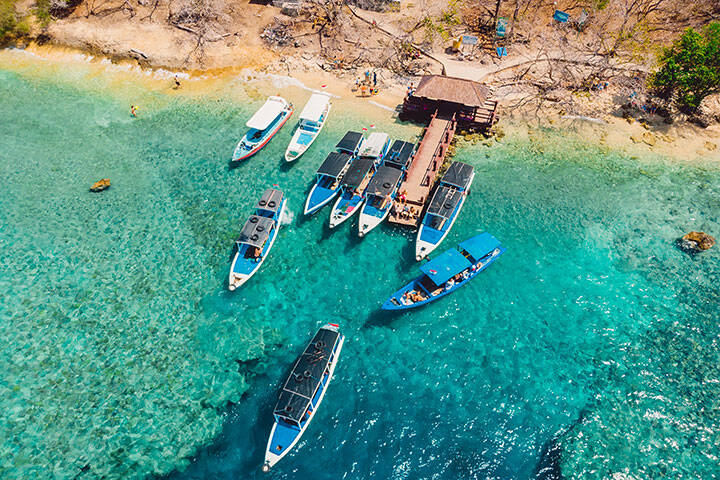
{"left": 678, "top": 231, "right": 715, "bottom": 253}
{"left": 90, "top": 178, "right": 111, "bottom": 192}
{"left": 704, "top": 141, "right": 717, "bottom": 151}
{"left": 261, "top": 18, "right": 293, "bottom": 46}
{"left": 642, "top": 132, "right": 656, "bottom": 146}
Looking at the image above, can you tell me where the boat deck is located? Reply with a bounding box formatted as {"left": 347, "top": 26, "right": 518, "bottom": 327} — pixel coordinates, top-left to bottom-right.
{"left": 389, "top": 111, "right": 456, "bottom": 228}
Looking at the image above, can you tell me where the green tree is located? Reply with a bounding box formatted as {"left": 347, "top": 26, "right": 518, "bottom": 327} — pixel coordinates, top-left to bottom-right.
{"left": 650, "top": 22, "right": 720, "bottom": 111}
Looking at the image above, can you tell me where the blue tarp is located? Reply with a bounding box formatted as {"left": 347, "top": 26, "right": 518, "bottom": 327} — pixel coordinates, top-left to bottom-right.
{"left": 459, "top": 233, "right": 501, "bottom": 262}
{"left": 553, "top": 10, "right": 570, "bottom": 22}
{"left": 420, "top": 249, "right": 472, "bottom": 285}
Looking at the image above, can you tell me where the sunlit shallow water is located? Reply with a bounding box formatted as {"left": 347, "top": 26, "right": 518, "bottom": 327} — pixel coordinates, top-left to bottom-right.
{"left": 1, "top": 49, "right": 719, "bottom": 480}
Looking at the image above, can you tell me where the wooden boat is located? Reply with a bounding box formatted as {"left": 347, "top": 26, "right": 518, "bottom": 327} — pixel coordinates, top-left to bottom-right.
{"left": 284, "top": 93, "right": 331, "bottom": 162}
{"left": 415, "top": 161, "right": 475, "bottom": 261}
{"left": 228, "top": 188, "right": 285, "bottom": 290}
{"left": 233, "top": 96, "right": 293, "bottom": 162}
{"left": 382, "top": 233, "right": 505, "bottom": 310}
{"left": 262, "top": 323, "right": 345, "bottom": 472}
{"left": 328, "top": 132, "right": 390, "bottom": 229}
{"left": 304, "top": 131, "right": 363, "bottom": 216}
{"left": 358, "top": 140, "right": 415, "bottom": 237}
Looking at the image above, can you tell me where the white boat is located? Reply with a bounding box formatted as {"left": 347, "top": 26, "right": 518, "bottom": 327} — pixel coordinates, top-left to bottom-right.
{"left": 233, "top": 96, "right": 293, "bottom": 161}
{"left": 416, "top": 162, "right": 475, "bottom": 260}
{"left": 284, "top": 93, "right": 332, "bottom": 162}
{"left": 262, "top": 323, "right": 345, "bottom": 472}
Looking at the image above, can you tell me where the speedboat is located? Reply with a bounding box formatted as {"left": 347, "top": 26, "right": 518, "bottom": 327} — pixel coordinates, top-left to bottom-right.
{"left": 262, "top": 323, "right": 345, "bottom": 472}
{"left": 358, "top": 140, "right": 415, "bottom": 237}
{"left": 233, "top": 96, "right": 293, "bottom": 162}
{"left": 328, "top": 132, "right": 390, "bottom": 229}
{"left": 416, "top": 161, "right": 475, "bottom": 260}
{"left": 382, "top": 233, "right": 505, "bottom": 310}
{"left": 304, "top": 131, "right": 363, "bottom": 216}
{"left": 228, "top": 188, "right": 285, "bottom": 290}
{"left": 284, "top": 93, "right": 331, "bottom": 162}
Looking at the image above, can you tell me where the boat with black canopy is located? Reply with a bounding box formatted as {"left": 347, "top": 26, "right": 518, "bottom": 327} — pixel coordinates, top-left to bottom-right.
{"left": 328, "top": 132, "right": 390, "bottom": 228}
{"left": 358, "top": 140, "right": 415, "bottom": 236}
{"left": 416, "top": 161, "right": 475, "bottom": 260}
{"left": 228, "top": 188, "right": 285, "bottom": 290}
{"left": 303, "top": 131, "right": 364, "bottom": 216}
{"left": 262, "top": 323, "right": 345, "bottom": 472}
{"left": 382, "top": 233, "right": 505, "bottom": 310}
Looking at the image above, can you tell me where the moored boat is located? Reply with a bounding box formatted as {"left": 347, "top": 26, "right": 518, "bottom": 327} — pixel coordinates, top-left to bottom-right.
{"left": 228, "top": 188, "right": 285, "bottom": 290}
{"left": 358, "top": 140, "right": 415, "bottom": 236}
{"left": 328, "top": 132, "right": 390, "bottom": 229}
{"left": 304, "top": 131, "right": 363, "bottom": 216}
{"left": 233, "top": 96, "right": 293, "bottom": 162}
{"left": 415, "top": 161, "right": 475, "bottom": 260}
{"left": 262, "top": 323, "right": 345, "bottom": 472}
{"left": 284, "top": 93, "right": 332, "bottom": 162}
{"left": 382, "top": 233, "right": 505, "bottom": 310}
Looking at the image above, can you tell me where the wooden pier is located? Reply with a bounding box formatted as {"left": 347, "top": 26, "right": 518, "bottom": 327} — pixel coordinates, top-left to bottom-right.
{"left": 388, "top": 111, "right": 457, "bottom": 228}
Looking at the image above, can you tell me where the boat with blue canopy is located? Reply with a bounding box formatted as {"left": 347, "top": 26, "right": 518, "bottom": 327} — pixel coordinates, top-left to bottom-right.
{"left": 416, "top": 161, "right": 475, "bottom": 260}
{"left": 328, "top": 132, "right": 390, "bottom": 229}
{"left": 382, "top": 233, "right": 505, "bottom": 310}
{"left": 262, "top": 323, "right": 345, "bottom": 472}
{"left": 233, "top": 96, "right": 293, "bottom": 162}
{"left": 304, "top": 131, "right": 363, "bottom": 216}
{"left": 228, "top": 188, "right": 285, "bottom": 290}
{"left": 285, "top": 93, "right": 331, "bottom": 162}
{"left": 357, "top": 140, "right": 415, "bottom": 237}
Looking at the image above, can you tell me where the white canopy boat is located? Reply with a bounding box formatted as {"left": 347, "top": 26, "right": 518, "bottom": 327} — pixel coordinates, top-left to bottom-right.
{"left": 284, "top": 93, "right": 332, "bottom": 162}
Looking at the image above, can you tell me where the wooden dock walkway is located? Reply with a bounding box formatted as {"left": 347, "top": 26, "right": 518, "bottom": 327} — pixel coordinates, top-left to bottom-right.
{"left": 388, "top": 111, "right": 456, "bottom": 228}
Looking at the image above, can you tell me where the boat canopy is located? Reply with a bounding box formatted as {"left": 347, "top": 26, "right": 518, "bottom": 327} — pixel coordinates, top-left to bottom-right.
{"left": 342, "top": 157, "right": 375, "bottom": 189}
{"left": 336, "top": 131, "right": 364, "bottom": 153}
{"left": 427, "top": 185, "right": 463, "bottom": 218}
{"left": 441, "top": 161, "right": 474, "bottom": 190}
{"left": 273, "top": 327, "right": 341, "bottom": 422}
{"left": 385, "top": 140, "right": 415, "bottom": 169}
{"left": 359, "top": 132, "right": 389, "bottom": 158}
{"left": 459, "top": 233, "right": 501, "bottom": 262}
{"left": 299, "top": 93, "right": 330, "bottom": 122}
{"left": 366, "top": 166, "right": 403, "bottom": 197}
{"left": 420, "top": 249, "right": 472, "bottom": 286}
{"left": 317, "top": 152, "right": 351, "bottom": 178}
{"left": 238, "top": 215, "right": 274, "bottom": 248}
{"left": 257, "top": 188, "right": 284, "bottom": 213}
{"left": 246, "top": 96, "right": 288, "bottom": 130}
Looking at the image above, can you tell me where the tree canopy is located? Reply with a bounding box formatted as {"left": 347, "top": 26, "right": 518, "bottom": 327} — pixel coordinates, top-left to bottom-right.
{"left": 651, "top": 22, "right": 720, "bottom": 111}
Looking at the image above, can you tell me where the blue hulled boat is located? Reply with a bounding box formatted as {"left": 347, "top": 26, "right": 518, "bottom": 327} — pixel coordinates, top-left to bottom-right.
{"left": 416, "top": 161, "right": 475, "bottom": 260}
{"left": 228, "top": 188, "right": 285, "bottom": 290}
{"left": 328, "top": 132, "right": 390, "bottom": 229}
{"left": 358, "top": 140, "right": 415, "bottom": 237}
{"left": 304, "top": 131, "right": 364, "bottom": 216}
{"left": 262, "top": 323, "right": 345, "bottom": 472}
{"left": 382, "top": 233, "right": 505, "bottom": 310}
{"left": 233, "top": 96, "right": 293, "bottom": 162}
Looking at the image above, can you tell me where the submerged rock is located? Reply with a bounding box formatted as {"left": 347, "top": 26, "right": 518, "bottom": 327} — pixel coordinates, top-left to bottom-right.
{"left": 678, "top": 231, "right": 715, "bottom": 253}
{"left": 90, "top": 178, "right": 111, "bottom": 192}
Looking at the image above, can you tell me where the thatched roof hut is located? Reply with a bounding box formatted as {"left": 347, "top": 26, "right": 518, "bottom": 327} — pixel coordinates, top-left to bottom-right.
{"left": 411, "top": 75, "right": 491, "bottom": 108}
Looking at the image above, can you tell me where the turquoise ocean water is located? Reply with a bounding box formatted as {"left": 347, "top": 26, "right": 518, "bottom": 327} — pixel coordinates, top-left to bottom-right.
{"left": 1, "top": 50, "right": 719, "bottom": 479}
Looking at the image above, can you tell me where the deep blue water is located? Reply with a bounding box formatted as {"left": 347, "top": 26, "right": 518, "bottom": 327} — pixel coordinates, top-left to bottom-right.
{"left": 2, "top": 50, "right": 720, "bottom": 480}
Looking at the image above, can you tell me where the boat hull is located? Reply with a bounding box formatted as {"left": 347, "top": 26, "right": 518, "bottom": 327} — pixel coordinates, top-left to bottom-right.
{"left": 382, "top": 246, "right": 506, "bottom": 310}
{"left": 304, "top": 184, "right": 340, "bottom": 216}
{"left": 263, "top": 333, "right": 345, "bottom": 470}
{"left": 233, "top": 108, "right": 293, "bottom": 162}
{"left": 358, "top": 206, "right": 390, "bottom": 237}
{"left": 329, "top": 194, "right": 364, "bottom": 229}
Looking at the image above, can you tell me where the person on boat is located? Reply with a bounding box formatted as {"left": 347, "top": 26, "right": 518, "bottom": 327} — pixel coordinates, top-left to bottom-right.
{"left": 445, "top": 278, "right": 455, "bottom": 291}
{"left": 401, "top": 204, "right": 410, "bottom": 218}
{"left": 462, "top": 270, "right": 470, "bottom": 280}
{"left": 409, "top": 207, "right": 418, "bottom": 219}
{"left": 399, "top": 190, "right": 408, "bottom": 203}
